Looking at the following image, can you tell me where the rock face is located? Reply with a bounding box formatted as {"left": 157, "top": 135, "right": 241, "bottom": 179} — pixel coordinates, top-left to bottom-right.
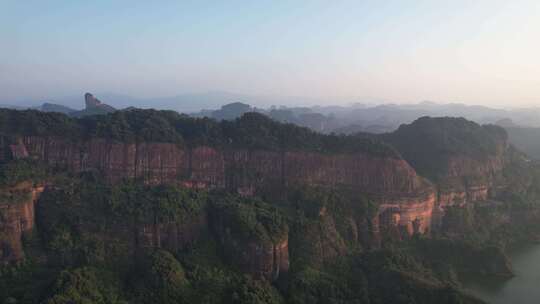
{"left": 84, "top": 93, "right": 101, "bottom": 108}
{"left": 378, "top": 188, "right": 436, "bottom": 236}
{"left": 383, "top": 117, "right": 510, "bottom": 231}
{"left": 0, "top": 182, "right": 44, "bottom": 263}
{"left": 0, "top": 113, "right": 524, "bottom": 289}
{"left": 0, "top": 124, "right": 512, "bottom": 275}
{"left": 18, "top": 135, "right": 434, "bottom": 238}
{"left": 84, "top": 93, "right": 115, "bottom": 112}
{"left": 5, "top": 135, "right": 434, "bottom": 277}
{"left": 19, "top": 136, "right": 422, "bottom": 195}
{"left": 215, "top": 233, "right": 290, "bottom": 281}
{"left": 15, "top": 134, "right": 507, "bottom": 238}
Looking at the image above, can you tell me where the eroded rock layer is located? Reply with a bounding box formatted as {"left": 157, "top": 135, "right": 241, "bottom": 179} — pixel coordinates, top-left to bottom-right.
{"left": 15, "top": 135, "right": 510, "bottom": 237}
{"left": 0, "top": 182, "right": 44, "bottom": 263}
{"left": 20, "top": 136, "right": 421, "bottom": 195}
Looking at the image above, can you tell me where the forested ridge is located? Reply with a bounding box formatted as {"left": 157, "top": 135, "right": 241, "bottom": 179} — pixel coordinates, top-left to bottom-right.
{"left": 0, "top": 108, "right": 398, "bottom": 157}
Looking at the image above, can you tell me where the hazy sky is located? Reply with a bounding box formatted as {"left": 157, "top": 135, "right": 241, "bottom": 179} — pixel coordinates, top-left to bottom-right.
{"left": 2, "top": 0, "right": 540, "bottom": 106}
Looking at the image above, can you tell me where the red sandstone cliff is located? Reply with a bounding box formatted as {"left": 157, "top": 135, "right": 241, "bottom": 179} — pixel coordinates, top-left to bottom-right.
{"left": 2, "top": 136, "right": 437, "bottom": 273}
{"left": 0, "top": 182, "right": 44, "bottom": 263}
{"left": 14, "top": 135, "right": 514, "bottom": 237}
{"left": 0, "top": 132, "right": 517, "bottom": 282}
{"left": 20, "top": 136, "right": 421, "bottom": 195}
{"left": 19, "top": 136, "right": 433, "bottom": 240}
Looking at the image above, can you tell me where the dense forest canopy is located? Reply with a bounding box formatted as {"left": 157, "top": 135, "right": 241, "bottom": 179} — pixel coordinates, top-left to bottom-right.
{"left": 2, "top": 109, "right": 540, "bottom": 304}
{"left": 0, "top": 108, "right": 398, "bottom": 157}
{"left": 382, "top": 116, "right": 508, "bottom": 180}
{"left": 0, "top": 168, "right": 499, "bottom": 303}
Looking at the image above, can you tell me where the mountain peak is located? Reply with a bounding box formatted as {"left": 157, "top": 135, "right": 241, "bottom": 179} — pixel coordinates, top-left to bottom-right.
{"left": 84, "top": 92, "right": 116, "bottom": 112}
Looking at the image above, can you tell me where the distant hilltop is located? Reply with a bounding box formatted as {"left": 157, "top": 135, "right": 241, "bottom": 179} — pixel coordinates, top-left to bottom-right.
{"left": 84, "top": 92, "right": 115, "bottom": 112}
{"left": 36, "top": 93, "right": 117, "bottom": 117}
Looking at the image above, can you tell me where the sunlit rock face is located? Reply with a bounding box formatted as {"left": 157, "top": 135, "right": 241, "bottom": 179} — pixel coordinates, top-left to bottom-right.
{"left": 375, "top": 180, "right": 437, "bottom": 239}
{"left": 0, "top": 182, "right": 44, "bottom": 263}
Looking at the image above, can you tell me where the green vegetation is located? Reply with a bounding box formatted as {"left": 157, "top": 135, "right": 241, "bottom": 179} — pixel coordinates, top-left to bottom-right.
{"left": 5, "top": 111, "right": 537, "bottom": 304}
{"left": 210, "top": 194, "right": 288, "bottom": 243}
{"left": 383, "top": 116, "right": 507, "bottom": 180}
{"left": 0, "top": 159, "right": 50, "bottom": 206}
{"left": 131, "top": 250, "right": 190, "bottom": 303}
{"left": 109, "top": 181, "right": 208, "bottom": 224}
{"left": 0, "top": 159, "right": 48, "bottom": 187}
{"left": 0, "top": 108, "right": 398, "bottom": 157}
{"left": 409, "top": 237, "right": 512, "bottom": 277}
{"left": 44, "top": 267, "right": 125, "bottom": 304}
{"left": 1, "top": 167, "right": 492, "bottom": 304}
{"left": 0, "top": 110, "right": 81, "bottom": 139}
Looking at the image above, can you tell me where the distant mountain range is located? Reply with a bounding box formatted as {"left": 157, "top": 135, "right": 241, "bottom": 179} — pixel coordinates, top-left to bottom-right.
{"left": 191, "top": 100, "right": 540, "bottom": 132}
{"left": 4, "top": 92, "right": 540, "bottom": 159}
{"left": 0, "top": 91, "right": 353, "bottom": 114}
{"left": 4, "top": 91, "right": 540, "bottom": 129}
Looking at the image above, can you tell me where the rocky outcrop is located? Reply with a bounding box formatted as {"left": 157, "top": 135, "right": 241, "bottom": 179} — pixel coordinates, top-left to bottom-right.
{"left": 84, "top": 93, "right": 115, "bottom": 112}
{"left": 376, "top": 182, "right": 437, "bottom": 238}
{"left": 0, "top": 182, "right": 44, "bottom": 263}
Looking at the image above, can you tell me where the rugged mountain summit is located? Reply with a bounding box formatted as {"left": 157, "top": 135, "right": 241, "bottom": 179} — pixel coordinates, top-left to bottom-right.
{"left": 84, "top": 93, "right": 115, "bottom": 111}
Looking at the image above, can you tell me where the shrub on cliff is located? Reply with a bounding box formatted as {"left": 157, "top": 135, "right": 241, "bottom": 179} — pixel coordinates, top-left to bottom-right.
{"left": 210, "top": 194, "right": 288, "bottom": 244}
{"left": 228, "top": 277, "right": 284, "bottom": 304}
{"left": 108, "top": 182, "right": 207, "bottom": 224}
{"left": 0, "top": 159, "right": 48, "bottom": 187}
{"left": 44, "top": 267, "right": 125, "bottom": 304}
{"left": 131, "top": 249, "right": 191, "bottom": 303}
{"left": 286, "top": 186, "right": 377, "bottom": 255}
{"left": 287, "top": 266, "right": 369, "bottom": 304}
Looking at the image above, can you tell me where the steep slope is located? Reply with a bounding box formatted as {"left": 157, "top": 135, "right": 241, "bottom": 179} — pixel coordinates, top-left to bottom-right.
{"left": 3, "top": 111, "right": 529, "bottom": 303}
{"left": 0, "top": 109, "right": 436, "bottom": 250}
{"left": 382, "top": 117, "right": 510, "bottom": 229}
{"left": 384, "top": 117, "right": 507, "bottom": 197}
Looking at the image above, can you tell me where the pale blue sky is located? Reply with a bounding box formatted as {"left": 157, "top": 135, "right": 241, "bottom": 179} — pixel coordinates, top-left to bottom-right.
{"left": 2, "top": 0, "right": 540, "bottom": 106}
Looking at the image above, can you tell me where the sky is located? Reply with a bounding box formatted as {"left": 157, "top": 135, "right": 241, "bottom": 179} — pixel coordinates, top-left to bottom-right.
{"left": 2, "top": 0, "right": 540, "bottom": 107}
